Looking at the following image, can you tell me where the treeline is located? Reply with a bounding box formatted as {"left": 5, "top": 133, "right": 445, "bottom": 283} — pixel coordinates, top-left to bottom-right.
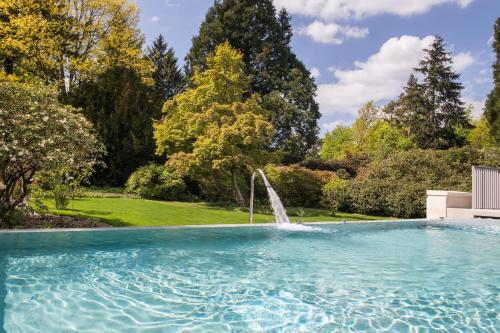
{"left": 0, "top": 0, "right": 320, "bottom": 186}
{"left": 321, "top": 35, "right": 497, "bottom": 162}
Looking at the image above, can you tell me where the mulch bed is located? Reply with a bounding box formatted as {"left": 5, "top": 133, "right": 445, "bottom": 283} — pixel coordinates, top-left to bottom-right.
{"left": 10, "top": 214, "right": 112, "bottom": 229}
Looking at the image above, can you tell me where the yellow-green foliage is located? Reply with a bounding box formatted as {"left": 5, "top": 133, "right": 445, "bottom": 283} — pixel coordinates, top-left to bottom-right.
{"left": 320, "top": 101, "right": 413, "bottom": 161}
{"left": 154, "top": 43, "right": 274, "bottom": 177}
{"left": 262, "top": 165, "right": 336, "bottom": 207}
{"left": 0, "top": 0, "right": 151, "bottom": 91}
{"left": 322, "top": 177, "right": 350, "bottom": 215}
{"left": 467, "top": 116, "right": 496, "bottom": 149}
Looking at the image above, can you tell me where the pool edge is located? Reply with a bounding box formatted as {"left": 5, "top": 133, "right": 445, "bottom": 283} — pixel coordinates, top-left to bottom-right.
{"left": 0, "top": 219, "right": 429, "bottom": 234}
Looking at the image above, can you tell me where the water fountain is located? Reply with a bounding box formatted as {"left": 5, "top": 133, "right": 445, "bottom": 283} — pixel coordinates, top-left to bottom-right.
{"left": 249, "top": 169, "right": 312, "bottom": 230}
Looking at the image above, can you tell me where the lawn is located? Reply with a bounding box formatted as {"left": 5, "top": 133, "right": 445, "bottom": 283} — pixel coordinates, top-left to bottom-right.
{"left": 42, "top": 197, "right": 394, "bottom": 227}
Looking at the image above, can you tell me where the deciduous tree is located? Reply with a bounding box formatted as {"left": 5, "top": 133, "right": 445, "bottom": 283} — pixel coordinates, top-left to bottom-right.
{"left": 185, "top": 0, "right": 319, "bottom": 162}
{"left": 154, "top": 43, "right": 274, "bottom": 206}
{"left": 0, "top": 0, "right": 151, "bottom": 93}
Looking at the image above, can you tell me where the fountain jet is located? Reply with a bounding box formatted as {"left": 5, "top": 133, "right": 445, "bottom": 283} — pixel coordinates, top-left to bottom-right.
{"left": 249, "top": 169, "right": 291, "bottom": 225}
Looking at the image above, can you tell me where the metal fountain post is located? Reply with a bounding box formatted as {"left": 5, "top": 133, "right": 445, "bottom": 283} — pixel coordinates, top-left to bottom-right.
{"left": 249, "top": 171, "right": 256, "bottom": 224}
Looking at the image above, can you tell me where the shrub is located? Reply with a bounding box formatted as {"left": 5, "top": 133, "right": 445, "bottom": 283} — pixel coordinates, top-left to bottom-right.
{"left": 53, "top": 184, "right": 71, "bottom": 210}
{"left": 322, "top": 177, "right": 349, "bottom": 215}
{"left": 0, "top": 80, "right": 104, "bottom": 227}
{"left": 262, "top": 165, "right": 336, "bottom": 207}
{"left": 126, "top": 164, "right": 187, "bottom": 200}
{"left": 346, "top": 147, "right": 500, "bottom": 218}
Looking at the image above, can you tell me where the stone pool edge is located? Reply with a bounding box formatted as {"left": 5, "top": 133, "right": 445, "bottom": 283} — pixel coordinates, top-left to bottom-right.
{"left": 0, "top": 219, "right": 430, "bottom": 233}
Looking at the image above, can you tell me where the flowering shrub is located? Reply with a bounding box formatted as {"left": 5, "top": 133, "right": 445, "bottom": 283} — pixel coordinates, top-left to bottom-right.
{"left": 0, "top": 81, "right": 104, "bottom": 226}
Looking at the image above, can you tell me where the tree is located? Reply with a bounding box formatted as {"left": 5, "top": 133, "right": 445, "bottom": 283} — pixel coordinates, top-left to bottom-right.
{"left": 485, "top": 17, "right": 500, "bottom": 143}
{"left": 0, "top": 80, "right": 104, "bottom": 226}
{"left": 185, "top": 0, "right": 320, "bottom": 162}
{"left": 351, "top": 101, "right": 380, "bottom": 149}
{"left": 387, "top": 74, "right": 439, "bottom": 148}
{"left": 146, "top": 34, "right": 184, "bottom": 102}
{"left": 154, "top": 43, "right": 274, "bottom": 206}
{"left": 320, "top": 125, "right": 355, "bottom": 160}
{"left": 66, "top": 67, "right": 157, "bottom": 185}
{"left": 321, "top": 101, "right": 413, "bottom": 161}
{"left": 322, "top": 177, "right": 349, "bottom": 216}
{"left": 363, "top": 121, "right": 415, "bottom": 160}
{"left": 467, "top": 116, "right": 496, "bottom": 149}
{"left": 413, "top": 35, "right": 471, "bottom": 148}
{"left": 0, "top": 0, "right": 151, "bottom": 94}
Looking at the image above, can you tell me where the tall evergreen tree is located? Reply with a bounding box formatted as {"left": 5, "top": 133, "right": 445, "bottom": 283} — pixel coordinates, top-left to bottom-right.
{"left": 414, "top": 35, "right": 471, "bottom": 148}
{"left": 67, "top": 67, "right": 156, "bottom": 185}
{"left": 185, "top": 0, "right": 320, "bottom": 163}
{"left": 485, "top": 17, "right": 500, "bottom": 143}
{"left": 146, "top": 34, "right": 184, "bottom": 102}
{"left": 390, "top": 75, "right": 439, "bottom": 148}
{"left": 389, "top": 36, "right": 471, "bottom": 149}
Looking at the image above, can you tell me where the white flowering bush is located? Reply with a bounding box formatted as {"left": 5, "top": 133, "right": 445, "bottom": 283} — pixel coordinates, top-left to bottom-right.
{"left": 0, "top": 80, "right": 104, "bottom": 226}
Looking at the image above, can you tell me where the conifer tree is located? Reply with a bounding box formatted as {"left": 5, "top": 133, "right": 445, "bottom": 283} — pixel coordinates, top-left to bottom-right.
{"left": 67, "top": 67, "right": 157, "bottom": 185}
{"left": 389, "top": 36, "right": 471, "bottom": 149}
{"left": 485, "top": 17, "right": 500, "bottom": 143}
{"left": 414, "top": 35, "right": 471, "bottom": 148}
{"left": 185, "top": 0, "right": 320, "bottom": 163}
{"left": 146, "top": 34, "right": 184, "bottom": 102}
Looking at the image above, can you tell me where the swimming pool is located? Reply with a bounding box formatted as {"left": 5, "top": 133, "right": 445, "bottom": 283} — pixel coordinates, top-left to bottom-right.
{"left": 0, "top": 220, "right": 498, "bottom": 332}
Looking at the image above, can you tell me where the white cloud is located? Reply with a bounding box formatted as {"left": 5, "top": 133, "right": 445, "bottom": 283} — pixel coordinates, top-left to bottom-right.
{"left": 453, "top": 52, "right": 475, "bottom": 72}
{"left": 274, "top": 0, "right": 473, "bottom": 21}
{"left": 462, "top": 96, "right": 485, "bottom": 118}
{"left": 321, "top": 120, "right": 351, "bottom": 132}
{"left": 298, "top": 21, "right": 368, "bottom": 44}
{"left": 150, "top": 15, "right": 160, "bottom": 23}
{"left": 310, "top": 67, "right": 321, "bottom": 78}
{"left": 317, "top": 35, "right": 435, "bottom": 116}
{"left": 164, "top": 0, "right": 179, "bottom": 6}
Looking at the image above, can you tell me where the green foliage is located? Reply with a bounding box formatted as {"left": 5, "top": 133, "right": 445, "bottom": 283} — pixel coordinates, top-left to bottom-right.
{"left": 387, "top": 36, "right": 472, "bottom": 149}
{"left": 125, "top": 164, "right": 186, "bottom": 201}
{"left": 467, "top": 116, "right": 496, "bottom": 149}
{"left": 154, "top": 43, "right": 274, "bottom": 206}
{"left": 0, "top": 80, "right": 104, "bottom": 226}
{"left": 346, "top": 148, "right": 500, "bottom": 218}
{"left": 66, "top": 67, "right": 157, "bottom": 185}
{"left": 146, "top": 34, "right": 184, "bottom": 102}
{"left": 322, "top": 177, "right": 350, "bottom": 215}
{"left": 0, "top": 0, "right": 151, "bottom": 92}
{"left": 320, "top": 102, "right": 413, "bottom": 161}
{"left": 485, "top": 17, "right": 500, "bottom": 143}
{"left": 320, "top": 125, "right": 354, "bottom": 160}
{"left": 185, "top": 1, "right": 320, "bottom": 162}
{"left": 53, "top": 184, "right": 71, "bottom": 210}
{"left": 262, "top": 165, "right": 336, "bottom": 208}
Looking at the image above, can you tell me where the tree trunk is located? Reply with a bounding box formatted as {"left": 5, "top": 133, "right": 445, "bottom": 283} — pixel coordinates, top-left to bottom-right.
{"left": 4, "top": 58, "right": 14, "bottom": 75}
{"left": 232, "top": 171, "right": 245, "bottom": 208}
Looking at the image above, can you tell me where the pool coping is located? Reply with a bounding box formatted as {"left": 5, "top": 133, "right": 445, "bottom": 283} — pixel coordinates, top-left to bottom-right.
{"left": 0, "top": 219, "right": 431, "bottom": 234}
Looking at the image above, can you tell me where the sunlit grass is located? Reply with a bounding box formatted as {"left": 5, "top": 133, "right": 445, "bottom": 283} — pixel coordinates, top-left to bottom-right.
{"left": 43, "top": 197, "right": 395, "bottom": 227}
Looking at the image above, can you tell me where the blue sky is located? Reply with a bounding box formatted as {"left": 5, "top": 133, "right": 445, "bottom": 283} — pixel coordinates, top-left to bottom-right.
{"left": 136, "top": 0, "right": 499, "bottom": 135}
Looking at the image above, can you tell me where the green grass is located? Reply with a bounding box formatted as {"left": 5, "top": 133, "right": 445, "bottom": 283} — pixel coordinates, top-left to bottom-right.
{"left": 42, "top": 197, "right": 394, "bottom": 227}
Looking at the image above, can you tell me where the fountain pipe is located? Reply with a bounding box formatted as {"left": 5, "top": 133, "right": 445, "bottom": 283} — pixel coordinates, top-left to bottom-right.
{"left": 249, "top": 171, "right": 256, "bottom": 224}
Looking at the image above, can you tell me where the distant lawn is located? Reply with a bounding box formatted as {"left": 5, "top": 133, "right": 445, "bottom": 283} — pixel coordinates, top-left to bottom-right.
{"left": 41, "top": 197, "right": 394, "bottom": 227}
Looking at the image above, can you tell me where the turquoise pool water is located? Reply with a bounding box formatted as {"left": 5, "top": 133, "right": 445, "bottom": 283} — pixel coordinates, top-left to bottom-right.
{"left": 0, "top": 221, "right": 499, "bottom": 332}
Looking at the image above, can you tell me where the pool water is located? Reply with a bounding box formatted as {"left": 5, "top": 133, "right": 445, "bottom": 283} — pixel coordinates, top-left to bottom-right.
{"left": 0, "top": 221, "right": 499, "bottom": 332}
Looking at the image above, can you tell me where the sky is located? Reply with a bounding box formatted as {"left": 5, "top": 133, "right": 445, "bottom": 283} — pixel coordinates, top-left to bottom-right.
{"left": 136, "top": 0, "right": 500, "bottom": 135}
